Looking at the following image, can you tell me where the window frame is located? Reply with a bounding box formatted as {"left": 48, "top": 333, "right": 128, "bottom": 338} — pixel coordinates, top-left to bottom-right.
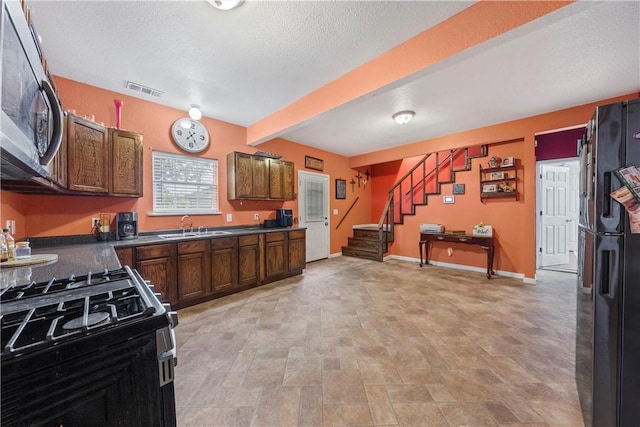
{"left": 151, "top": 150, "right": 220, "bottom": 215}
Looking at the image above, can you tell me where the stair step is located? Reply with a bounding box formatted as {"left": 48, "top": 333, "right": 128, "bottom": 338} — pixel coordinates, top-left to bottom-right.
{"left": 341, "top": 246, "right": 383, "bottom": 262}
{"left": 348, "top": 237, "right": 388, "bottom": 252}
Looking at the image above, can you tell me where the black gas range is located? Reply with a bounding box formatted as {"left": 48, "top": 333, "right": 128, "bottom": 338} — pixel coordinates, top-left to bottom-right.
{"left": 0, "top": 266, "right": 178, "bottom": 427}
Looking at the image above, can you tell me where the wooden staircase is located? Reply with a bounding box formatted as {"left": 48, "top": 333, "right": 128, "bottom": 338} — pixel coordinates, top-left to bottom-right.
{"left": 342, "top": 145, "right": 488, "bottom": 261}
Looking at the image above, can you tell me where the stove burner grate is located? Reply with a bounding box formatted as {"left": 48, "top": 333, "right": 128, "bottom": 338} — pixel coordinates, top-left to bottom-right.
{"left": 62, "top": 312, "right": 110, "bottom": 330}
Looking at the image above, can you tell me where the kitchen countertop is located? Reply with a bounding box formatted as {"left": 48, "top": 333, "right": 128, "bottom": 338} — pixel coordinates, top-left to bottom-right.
{"left": 0, "top": 226, "right": 304, "bottom": 288}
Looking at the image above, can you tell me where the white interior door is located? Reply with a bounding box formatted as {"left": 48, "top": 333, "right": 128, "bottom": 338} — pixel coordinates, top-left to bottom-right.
{"left": 298, "top": 171, "right": 329, "bottom": 262}
{"left": 540, "top": 164, "right": 570, "bottom": 267}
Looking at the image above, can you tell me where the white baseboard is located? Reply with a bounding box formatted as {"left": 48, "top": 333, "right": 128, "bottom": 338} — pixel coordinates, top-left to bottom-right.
{"left": 385, "top": 255, "right": 533, "bottom": 283}
{"left": 334, "top": 253, "right": 535, "bottom": 283}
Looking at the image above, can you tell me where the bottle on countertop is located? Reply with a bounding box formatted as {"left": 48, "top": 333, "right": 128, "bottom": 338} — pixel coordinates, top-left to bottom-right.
{"left": 0, "top": 233, "right": 8, "bottom": 262}
{"left": 3, "top": 228, "right": 15, "bottom": 261}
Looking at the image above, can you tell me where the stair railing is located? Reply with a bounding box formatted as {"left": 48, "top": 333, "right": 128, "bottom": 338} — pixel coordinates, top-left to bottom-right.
{"left": 373, "top": 144, "right": 488, "bottom": 259}
{"left": 335, "top": 196, "right": 359, "bottom": 230}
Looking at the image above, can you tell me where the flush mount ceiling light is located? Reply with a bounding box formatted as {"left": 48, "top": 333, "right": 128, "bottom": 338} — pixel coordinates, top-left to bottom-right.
{"left": 207, "top": 0, "right": 244, "bottom": 11}
{"left": 188, "top": 104, "right": 202, "bottom": 121}
{"left": 392, "top": 110, "right": 415, "bottom": 125}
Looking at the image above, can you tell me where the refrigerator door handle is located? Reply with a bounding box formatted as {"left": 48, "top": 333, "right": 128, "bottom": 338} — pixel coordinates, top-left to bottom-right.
{"left": 602, "top": 171, "right": 612, "bottom": 218}
{"left": 595, "top": 243, "right": 619, "bottom": 299}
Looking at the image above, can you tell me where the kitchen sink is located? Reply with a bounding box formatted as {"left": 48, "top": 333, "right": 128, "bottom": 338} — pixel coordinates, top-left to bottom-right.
{"left": 157, "top": 230, "right": 232, "bottom": 239}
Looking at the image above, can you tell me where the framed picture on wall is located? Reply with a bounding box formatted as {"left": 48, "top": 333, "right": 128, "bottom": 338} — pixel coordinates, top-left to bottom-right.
{"left": 452, "top": 184, "right": 465, "bottom": 195}
{"left": 335, "top": 178, "right": 347, "bottom": 199}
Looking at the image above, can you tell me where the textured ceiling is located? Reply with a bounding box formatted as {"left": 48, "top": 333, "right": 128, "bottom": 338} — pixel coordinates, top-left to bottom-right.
{"left": 27, "top": 1, "right": 640, "bottom": 157}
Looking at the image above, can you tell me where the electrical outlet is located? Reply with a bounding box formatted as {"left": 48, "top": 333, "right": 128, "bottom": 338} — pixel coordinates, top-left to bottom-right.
{"left": 226, "top": 213, "right": 233, "bottom": 223}
{"left": 254, "top": 213, "right": 260, "bottom": 221}
{"left": 6, "top": 220, "right": 15, "bottom": 235}
{"left": 92, "top": 217, "right": 100, "bottom": 228}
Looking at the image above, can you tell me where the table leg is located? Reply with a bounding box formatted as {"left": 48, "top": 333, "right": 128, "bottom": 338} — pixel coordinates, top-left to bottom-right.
{"left": 419, "top": 241, "right": 424, "bottom": 267}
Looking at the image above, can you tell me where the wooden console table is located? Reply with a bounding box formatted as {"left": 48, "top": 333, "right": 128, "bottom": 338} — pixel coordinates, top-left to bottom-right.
{"left": 419, "top": 232, "right": 495, "bottom": 278}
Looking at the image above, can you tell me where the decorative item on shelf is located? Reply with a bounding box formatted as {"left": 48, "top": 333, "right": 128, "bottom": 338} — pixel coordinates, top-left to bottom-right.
{"left": 254, "top": 151, "right": 282, "bottom": 159}
{"left": 473, "top": 222, "right": 493, "bottom": 237}
{"left": 488, "top": 156, "right": 501, "bottom": 168}
{"left": 335, "top": 178, "right": 346, "bottom": 199}
{"left": 114, "top": 99, "right": 123, "bottom": 129}
{"left": 489, "top": 171, "right": 505, "bottom": 180}
{"left": 501, "top": 156, "right": 515, "bottom": 167}
{"left": 305, "top": 155, "right": 323, "bottom": 171}
{"left": 350, "top": 178, "right": 356, "bottom": 193}
{"left": 482, "top": 184, "right": 498, "bottom": 193}
{"left": 500, "top": 181, "right": 515, "bottom": 192}
{"left": 452, "top": 183, "right": 465, "bottom": 195}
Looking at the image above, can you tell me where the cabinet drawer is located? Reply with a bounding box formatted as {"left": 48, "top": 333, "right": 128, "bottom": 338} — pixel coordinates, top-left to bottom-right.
{"left": 288, "top": 230, "right": 305, "bottom": 240}
{"left": 239, "top": 234, "right": 259, "bottom": 246}
{"left": 266, "top": 232, "right": 286, "bottom": 243}
{"left": 178, "top": 240, "right": 207, "bottom": 255}
{"left": 211, "top": 236, "right": 237, "bottom": 250}
{"left": 136, "top": 244, "right": 173, "bottom": 260}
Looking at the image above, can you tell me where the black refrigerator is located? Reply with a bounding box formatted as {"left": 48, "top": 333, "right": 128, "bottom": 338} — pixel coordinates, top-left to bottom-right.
{"left": 576, "top": 99, "right": 640, "bottom": 427}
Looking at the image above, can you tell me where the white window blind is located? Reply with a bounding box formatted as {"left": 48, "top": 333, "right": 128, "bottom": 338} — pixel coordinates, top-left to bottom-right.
{"left": 152, "top": 151, "right": 219, "bottom": 214}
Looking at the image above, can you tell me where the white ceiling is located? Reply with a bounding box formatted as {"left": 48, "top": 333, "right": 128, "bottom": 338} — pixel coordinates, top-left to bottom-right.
{"left": 28, "top": 1, "right": 640, "bottom": 157}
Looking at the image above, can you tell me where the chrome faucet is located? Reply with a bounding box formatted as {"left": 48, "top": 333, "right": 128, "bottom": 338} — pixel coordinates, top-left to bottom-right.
{"left": 180, "top": 215, "right": 193, "bottom": 234}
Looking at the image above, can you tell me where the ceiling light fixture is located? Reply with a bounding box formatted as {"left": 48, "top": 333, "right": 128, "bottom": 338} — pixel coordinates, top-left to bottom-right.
{"left": 188, "top": 105, "right": 202, "bottom": 121}
{"left": 207, "top": 0, "right": 244, "bottom": 11}
{"left": 392, "top": 110, "right": 415, "bottom": 125}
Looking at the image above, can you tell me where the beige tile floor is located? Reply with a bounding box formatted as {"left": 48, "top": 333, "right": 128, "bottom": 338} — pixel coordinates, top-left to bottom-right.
{"left": 174, "top": 257, "right": 584, "bottom": 427}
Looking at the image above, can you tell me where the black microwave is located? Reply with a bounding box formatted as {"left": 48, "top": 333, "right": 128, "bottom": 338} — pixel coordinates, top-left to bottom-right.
{"left": 0, "top": 0, "right": 63, "bottom": 179}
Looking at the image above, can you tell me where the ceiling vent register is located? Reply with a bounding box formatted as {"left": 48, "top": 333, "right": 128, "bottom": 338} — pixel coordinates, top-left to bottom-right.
{"left": 125, "top": 81, "right": 164, "bottom": 98}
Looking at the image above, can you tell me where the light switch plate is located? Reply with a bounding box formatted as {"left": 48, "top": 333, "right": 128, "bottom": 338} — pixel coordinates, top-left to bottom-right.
{"left": 443, "top": 196, "right": 455, "bottom": 204}
{"left": 333, "top": 209, "right": 338, "bottom": 215}
{"left": 226, "top": 213, "right": 232, "bottom": 222}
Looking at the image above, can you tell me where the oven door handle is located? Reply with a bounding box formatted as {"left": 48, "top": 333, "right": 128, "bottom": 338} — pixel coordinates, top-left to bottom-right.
{"left": 39, "top": 79, "right": 63, "bottom": 166}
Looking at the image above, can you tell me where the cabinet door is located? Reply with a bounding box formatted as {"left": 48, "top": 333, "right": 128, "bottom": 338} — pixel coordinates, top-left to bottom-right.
{"left": 177, "top": 240, "right": 210, "bottom": 302}
{"left": 282, "top": 161, "right": 294, "bottom": 200}
{"left": 252, "top": 156, "right": 269, "bottom": 199}
{"left": 211, "top": 237, "right": 239, "bottom": 293}
{"left": 265, "top": 232, "right": 287, "bottom": 280}
{"left": 233, "top": 152, "right": 254, "bottom": 199}
{"left": 67, "top": 114, "right": 109, "bottom": 193}
{"left": 110, "top": 129, "right": 143, "bottom": 197}
{"left": 238, "top": 234, "right": 260, "bottom": 287}
{"left": 115, "top": 247, "right": 134, "bottom": 267}
{"left": 288, "top": 230, "right": 306, "bottom": 272}
{"left": 136, "top": 244, "right": 177, "bottom": 306}
{"left": 269, "top": 159, "right": 284, "bottom": 199}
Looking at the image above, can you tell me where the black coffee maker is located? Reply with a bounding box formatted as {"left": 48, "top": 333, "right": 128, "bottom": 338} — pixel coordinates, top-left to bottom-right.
{"left": 275, "top": 209, "right": 293, "bottom": 227}
{"left": 114, "top": 212, "right": 138, "bottom": 240}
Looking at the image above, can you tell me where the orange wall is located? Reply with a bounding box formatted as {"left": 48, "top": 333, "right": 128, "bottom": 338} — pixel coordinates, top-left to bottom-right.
{"left": 360, "top": 92, "right": 639, "bottom": 280}
{"left": 0, "top": 78, "right": 368, "bottom": 255}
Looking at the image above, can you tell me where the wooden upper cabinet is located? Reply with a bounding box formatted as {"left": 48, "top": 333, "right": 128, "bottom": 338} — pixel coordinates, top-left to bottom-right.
{"left": 270, "top": 159, "right": 294, "bottom": 200}
{"left": 110, "top": 129, "right": 143, "bottom": 197}
{"left": 66, "top": 114, "right": 109, "bottom": 194}
{"left": 227, "top": 152, "right": 294, "bottom": 200}
{"left": 228, "top": 152, "right": 268, "bottom": 199}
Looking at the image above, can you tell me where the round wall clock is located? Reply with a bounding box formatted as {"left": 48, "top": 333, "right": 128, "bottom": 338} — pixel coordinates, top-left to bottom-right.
{"left": 171, "top": 118, "right": 210, "bottom": 153}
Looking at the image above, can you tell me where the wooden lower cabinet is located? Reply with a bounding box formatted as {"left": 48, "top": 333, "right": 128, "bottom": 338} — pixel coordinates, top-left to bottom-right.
{"left": 238, "top": 234, "right": 260, "bottom": 287}
{"left": 288, "top": 230, "right": 306, "bottom": 272}
{"left": 211, "top": 237, "right": 239, "bottom": 294}
{"left": 264, "top": 232, "right": 287, "bottom": 282}
{"left": 177, "top": 240, "right": 211, "bottom": 303}
{"left": 135, "top": 244, "right": 177, "bottom": 306}
{"left": 114, "top": 247, "right": 134, "bottom": 267}
{"left": 127, "top": 230, "right": 305, "bottom": 309}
